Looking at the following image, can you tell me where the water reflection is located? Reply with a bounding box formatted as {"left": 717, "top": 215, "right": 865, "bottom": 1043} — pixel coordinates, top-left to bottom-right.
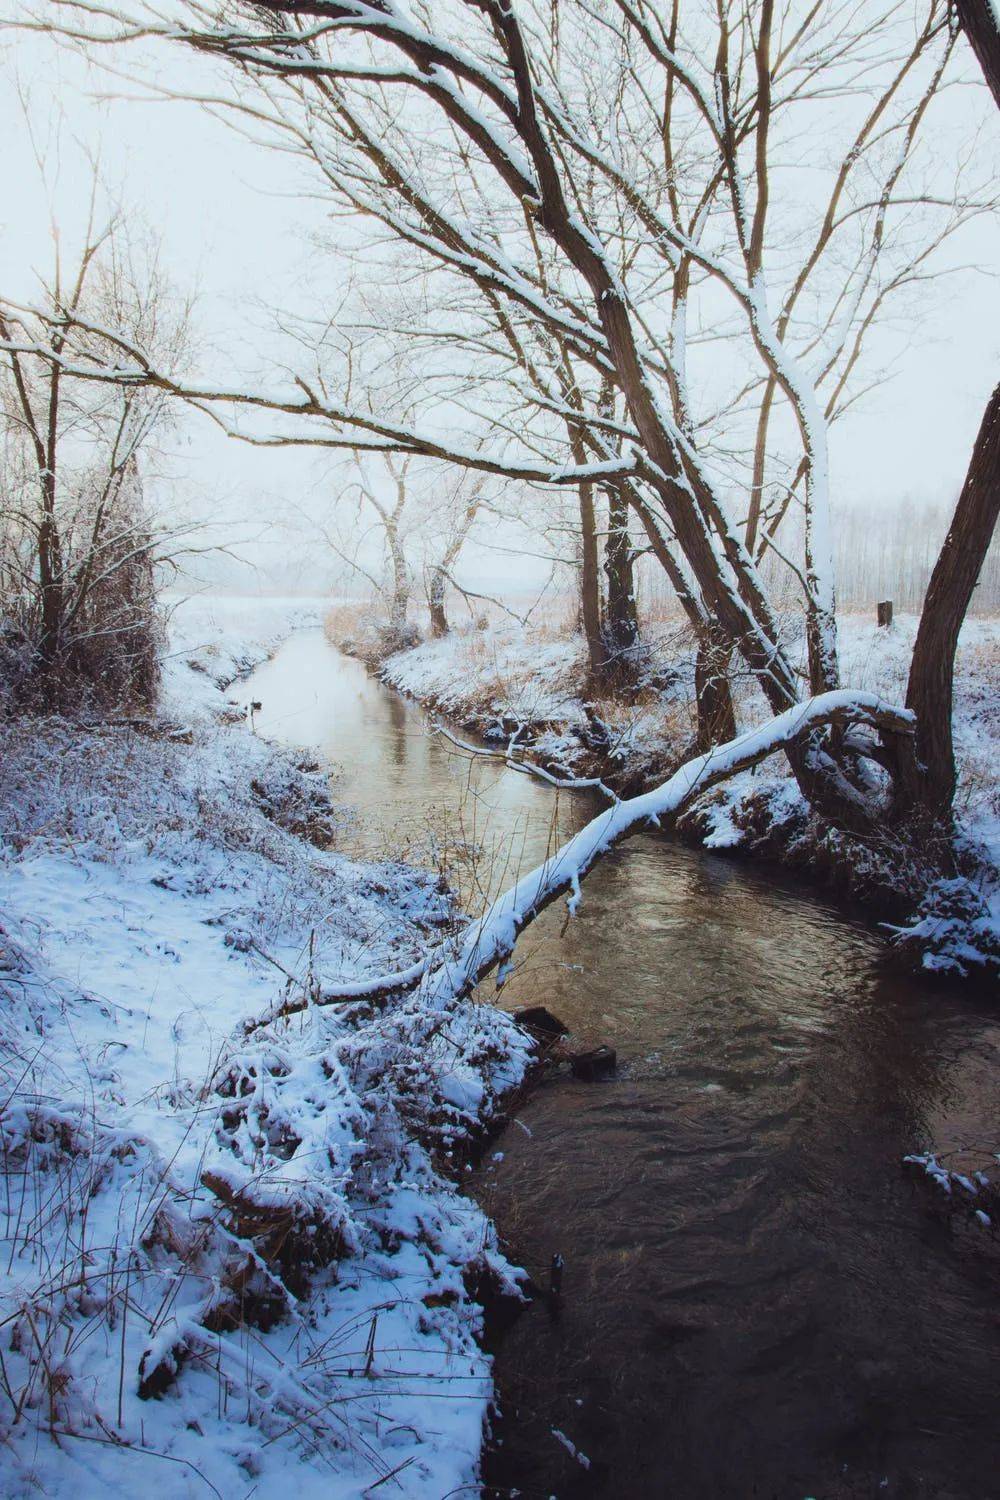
{"left": 243, "top": 631, "right": 1000, "bottom": 1499}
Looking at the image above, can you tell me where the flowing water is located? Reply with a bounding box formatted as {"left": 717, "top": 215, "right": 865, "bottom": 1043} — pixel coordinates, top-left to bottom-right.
{"left": 243, "top": 629, "right": 1000, "bottom": 1500}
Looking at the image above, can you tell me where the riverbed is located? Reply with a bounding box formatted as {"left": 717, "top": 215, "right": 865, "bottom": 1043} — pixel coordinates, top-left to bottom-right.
{"left": 243, "top": 629, "right": 1000, "bottom": 1500}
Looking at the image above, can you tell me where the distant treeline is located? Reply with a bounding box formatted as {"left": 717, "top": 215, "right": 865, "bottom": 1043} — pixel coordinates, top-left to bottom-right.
{"left": 638, "top": 497, "right": 999, "bottom": 620}
{"left": 833, "top": 499, "right": 1000, "bottom": 613}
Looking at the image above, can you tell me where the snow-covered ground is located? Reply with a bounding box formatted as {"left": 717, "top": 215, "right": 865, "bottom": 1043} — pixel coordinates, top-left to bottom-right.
{"left": 161, "top": 593, "right": 325, "bottom": 709}
{"left": 0, "top": 595, "right": 532, "bottom": 1498}
{"left": 379, "top": 611, "right": 1000, "bottom": 975}
{"left": 381, "top": 616, "right": 699, "bottom": 782}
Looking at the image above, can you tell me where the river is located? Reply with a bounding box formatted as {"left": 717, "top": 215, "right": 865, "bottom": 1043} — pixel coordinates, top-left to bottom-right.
{"left": 243, "top": 628, "right": 1000, "bottom": 1500}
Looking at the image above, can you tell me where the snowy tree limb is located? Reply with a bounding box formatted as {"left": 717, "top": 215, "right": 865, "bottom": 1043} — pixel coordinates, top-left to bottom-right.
{"left": 246, "top": 690, "right": 913, "bottom": 1033}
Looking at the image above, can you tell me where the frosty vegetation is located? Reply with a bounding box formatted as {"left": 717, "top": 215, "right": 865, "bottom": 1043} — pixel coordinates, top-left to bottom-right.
{"left": 0, "top": 599, "right": 534, "bottom": 1496}
{"left": 1, "top": 0, "right": 999, "bottom": 1493}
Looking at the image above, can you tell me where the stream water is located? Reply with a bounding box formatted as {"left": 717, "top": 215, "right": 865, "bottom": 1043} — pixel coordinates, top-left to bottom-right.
{"left": 243, "top": 629, "right": 999, "bottom": 1500}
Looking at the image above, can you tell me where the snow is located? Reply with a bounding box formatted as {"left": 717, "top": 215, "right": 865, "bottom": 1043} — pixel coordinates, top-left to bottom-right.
{"left": 552, "top": 1426, "right": 592, "bottom": 1468}
{"left": 903, "top": 1153, "right": 999, "bottom": 1231}
{"left": 3, "top": 592, "right": 995, "bottom": 1492}
{"left": 0, "top": 596, "right": 533, "bottom": 1498}
{"left": 162, "top": 593, "right": 324, "bottom": 693}
{"left": 695, "top": 613, "right": 1000, "bottom": 975}
{"left": 382, "top": 618, "right": 698, "bottom": 778}
{"left": 384, "top": 625, "right": 589, "bottom": 742}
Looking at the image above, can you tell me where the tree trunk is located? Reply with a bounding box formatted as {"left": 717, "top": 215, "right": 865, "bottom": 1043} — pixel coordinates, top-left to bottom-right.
{"left": 955, "top": 0, "right": 1000, "bottom": 109}
{"left": 428, "top": 565, "right": 449, "bottom": 637}
{"left": 37, "top": 509, "right": 64, "bottom": 664}
{"left": 903, "top": 380, "right": 1000, "bottom": 814}
{"left": 694, "top": 622, "right": 737, "bottom": 751}
{"left": 577, "top": 471, "right": 610, "bottom": 688}
{"left": 427, "top": 495, "right": 479, "bottom": 638}
{"left": 386, "top": 527, "right": 410, "bottom": 635}
{"left": 603, "top": 485, "right": 640, "bottom": 672}
{"left": 900, "top": 5, "right": 1000, "bottom": 814}
{"left": 36, "top": 359, "right": 65, "bottom": 664}
{"left": 626, "top": 485, "right": 737, "bottom": 748}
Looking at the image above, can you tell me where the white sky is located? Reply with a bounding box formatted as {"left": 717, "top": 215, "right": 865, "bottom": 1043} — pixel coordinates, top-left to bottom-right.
{"left": 2, "top": 25, "right": 999, "bottom": 593}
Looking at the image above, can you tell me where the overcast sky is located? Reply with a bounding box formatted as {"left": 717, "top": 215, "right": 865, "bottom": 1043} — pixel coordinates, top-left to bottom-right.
{"left": 3, "top": 23, "right": 999, "bottom": 593}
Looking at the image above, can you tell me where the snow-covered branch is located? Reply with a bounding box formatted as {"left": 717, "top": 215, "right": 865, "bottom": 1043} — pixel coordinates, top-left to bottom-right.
{"left": 249, "top": 690, "right": 914, "bottom": 1032}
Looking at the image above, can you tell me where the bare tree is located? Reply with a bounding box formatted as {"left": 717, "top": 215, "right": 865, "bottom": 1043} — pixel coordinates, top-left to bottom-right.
{"left": 320, "top": 447, "right": 489, "bottom": 644}
{"left": 11, "top": 0, "right": 997, "bottom": 827}
{"left": 425, "top": 472, "right": 487, "bottom": 637}
{"left": 346, "top": 452, "right": 417, "bottom": 640}
{"left": 0, "top": 168, "right": 187, "bottom": 707}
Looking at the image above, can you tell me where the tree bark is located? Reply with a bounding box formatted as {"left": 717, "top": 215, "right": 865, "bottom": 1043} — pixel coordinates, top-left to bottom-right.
{"left": 603, "top": 485, "right": 640, "bottom": 672}
{"left": 427, "top": 494, "right": 480, "bottom": 638}
{"left": 694, "top": 623, "right": 737, "bottom": 751}
{"left": 38, "top": 372, "right": 65, "bottom": 663}
{"left": 428, "top": 566, "right": 449, "bottom": 637}
{"left": 386, "top": 525, "right": 410, "bottom": 635}
{"left": 576, "top": 463, "right": 610, "bottom": 688}
{"left": 954, "top": 0, "right": 1000, "bottom": 109}
{"left": 626, "top": 486, "right": 737, "bottom": 748}
{"left": 899, "top": 4, "right": 1000, "bottom": 814}
{"left": 904, "top": 380, "right": 1000, "bottom": 813}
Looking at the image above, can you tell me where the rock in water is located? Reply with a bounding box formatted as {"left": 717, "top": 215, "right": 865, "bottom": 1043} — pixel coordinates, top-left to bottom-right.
{"left": 513, "top": 1005, "right": 569, "bottom": 1039}
{"left": 570, "top": 1045, "right": 617, "bottom": 1081}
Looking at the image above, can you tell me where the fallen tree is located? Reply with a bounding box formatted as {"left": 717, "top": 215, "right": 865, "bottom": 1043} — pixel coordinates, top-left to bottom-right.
{"left": 247, "top": 689, "right": 915, "bottom": 1032}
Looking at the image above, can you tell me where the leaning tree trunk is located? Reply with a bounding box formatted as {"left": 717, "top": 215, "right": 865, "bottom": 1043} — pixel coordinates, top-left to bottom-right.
{"left": 955, "top": 0, "right": 1000, "bottom": 108}
{"left": 903, "top": 381, "right": 1000, "bottom": 815}
{"left": 901, "top": 4, "right": 1000, "bottom": 815}
{"left": 603, "top": 484, "right": 640, "bottom": 675}
{"left": 427, "top": 496, "right": 479, "bottom": 638}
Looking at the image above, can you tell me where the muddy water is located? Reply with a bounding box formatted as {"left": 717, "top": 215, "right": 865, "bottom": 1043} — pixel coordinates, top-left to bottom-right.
{"left": 244, "top": 630, "right": 1000, "bottom": 1500}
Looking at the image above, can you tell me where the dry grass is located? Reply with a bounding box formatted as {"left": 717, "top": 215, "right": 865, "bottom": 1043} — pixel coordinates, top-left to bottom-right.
{"left": 323, "top": 600, "right": 371, "bottom": 646}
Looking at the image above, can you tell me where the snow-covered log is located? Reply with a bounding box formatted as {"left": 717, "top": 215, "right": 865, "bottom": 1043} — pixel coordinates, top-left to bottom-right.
{"left": 248, "top": 691, "right": 913, "bottom": 1033}
{"left": 429, "top": 690, "right": 914, "bottom": 1003}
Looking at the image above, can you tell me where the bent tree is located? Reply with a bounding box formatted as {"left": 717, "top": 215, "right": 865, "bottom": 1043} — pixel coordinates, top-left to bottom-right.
{"left": 11, "top": 0, "right": 998, "bottom": 828}
{"left": 903, "top": 0, "right": 1000, "bottom": 814}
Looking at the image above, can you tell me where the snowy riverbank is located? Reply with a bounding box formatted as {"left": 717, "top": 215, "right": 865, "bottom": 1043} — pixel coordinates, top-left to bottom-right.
{"left": 374, "top": 612, "right": 1000, "bottom": 977}
{"left": 0, "top": 596, "right": 533, "bottom": 1498}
